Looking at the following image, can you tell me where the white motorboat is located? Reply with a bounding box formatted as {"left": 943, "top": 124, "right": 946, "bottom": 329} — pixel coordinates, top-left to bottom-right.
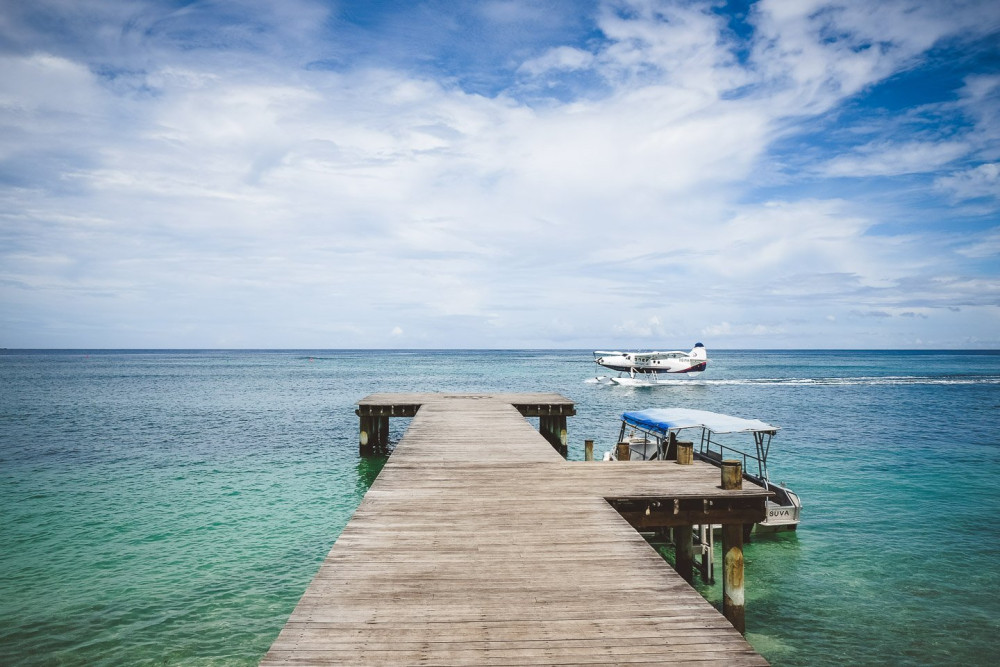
{"left": 593, "top": 343, "right": 707, "bottom": 385}
{"left": 604, "top": 407, "right": 801, "bottom": 534}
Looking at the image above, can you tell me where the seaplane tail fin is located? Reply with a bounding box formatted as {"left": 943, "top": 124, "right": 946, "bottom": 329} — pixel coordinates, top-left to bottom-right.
{"left": 690, "top": 342, "right": 707, "bottom": 359}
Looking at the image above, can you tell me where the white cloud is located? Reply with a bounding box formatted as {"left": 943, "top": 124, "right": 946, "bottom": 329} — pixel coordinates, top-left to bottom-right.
{"left": 698, "top": 199, "right": 874, "bottom": 280}
{"left": 701, "top": 322, "right": 785, "bottom": 338}
{"left": 0, "top": 53, "right": 103, "bottom": 114}
{"left": 956, "top": 227, "right": 1000, "bottom": 258}
{"left": 936, "top": 163, "right": 1000, "bottom": 201}
{"left": 613, "top": 316, "right": 665, "bottom": 339}
{"left": 749, "top": 0, "right": 1000, "bottom": 113}
{"left": 594, "top": 0, "right": 746, "bottom": 92}
{"left": 820, "top": 141, "right": 969, "bottom": 177}
{"left": 956, "top": 74, "right": 1000, "bottom": 154}
{"left": 518, "top": 46, "right": 595, "bottom": 76}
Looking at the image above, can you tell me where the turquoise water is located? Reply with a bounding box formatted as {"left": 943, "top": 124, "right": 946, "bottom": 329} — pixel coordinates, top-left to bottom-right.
{"left": 2, "top": 349, "right": 998, "bottom": 665}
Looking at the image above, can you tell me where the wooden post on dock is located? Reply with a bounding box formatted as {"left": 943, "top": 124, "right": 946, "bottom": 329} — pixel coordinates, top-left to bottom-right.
{"left": 722, "top": 459, "right": 742, "bottom": 491}
{"left": 584, "top": 440, "right": 594, "bottom": 461}
{"left": 615, "top": 442, "right": 631, "bottom": 461}
{"left": 676, "top": 440, "right": 693, "bottom": 465}
{"left": 721, "top": 460, "right": 745, "bottom": 634}
{"left": 675, "top": 525, "right": 694, "bottom": 583}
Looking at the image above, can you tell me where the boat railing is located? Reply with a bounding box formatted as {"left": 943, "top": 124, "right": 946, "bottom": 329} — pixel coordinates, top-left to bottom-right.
{"left": 697, "top": 438, "right": 766, "bottom": 481}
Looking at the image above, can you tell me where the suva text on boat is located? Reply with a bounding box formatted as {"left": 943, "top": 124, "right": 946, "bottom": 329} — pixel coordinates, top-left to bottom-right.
{"left": 603, "top": 407, "right": 801, "bottom": 534}
{"left": 593, "top": 343, "right": 707, "bottom": 385}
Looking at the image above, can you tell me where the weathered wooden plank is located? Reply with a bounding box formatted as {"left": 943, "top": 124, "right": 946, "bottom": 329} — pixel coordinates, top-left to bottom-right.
{"left": 264, "top": 649, "right": 767, "bottom": 667}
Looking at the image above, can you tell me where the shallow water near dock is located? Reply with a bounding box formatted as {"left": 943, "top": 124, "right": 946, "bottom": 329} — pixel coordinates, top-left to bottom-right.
{"left": 2, "top": 349, "right": 999, "bottom": 665}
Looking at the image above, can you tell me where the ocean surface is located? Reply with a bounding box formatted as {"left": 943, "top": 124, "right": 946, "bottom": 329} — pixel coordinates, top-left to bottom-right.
{"left": 2, "top": 349, "right": 999, "bottom": 666}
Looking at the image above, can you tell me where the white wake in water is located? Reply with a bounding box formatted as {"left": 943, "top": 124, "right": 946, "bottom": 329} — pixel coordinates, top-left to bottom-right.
{"left": 584, "top": 375, "right": 1000, "bottom": 386}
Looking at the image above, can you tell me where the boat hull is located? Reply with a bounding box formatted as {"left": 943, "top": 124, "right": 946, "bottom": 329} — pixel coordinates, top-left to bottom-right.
{"left": 754, "top": 501, "right": 801, "bottom": 533}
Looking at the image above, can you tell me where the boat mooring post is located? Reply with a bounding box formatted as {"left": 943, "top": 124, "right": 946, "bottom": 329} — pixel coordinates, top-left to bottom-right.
{"left": 615, "top": 442, "right": 631, "bottom": 461}
{"left": 721, "top": 459, "right": 742, "bottom": 491}
{"left": 721, "top": 460, "right": 746, "bottom": 634}
{"left": 584, "top": 439, "right": 594, "bottom": 461}
{"left": 676, "top": 441, "right": 694, "bottom": 465}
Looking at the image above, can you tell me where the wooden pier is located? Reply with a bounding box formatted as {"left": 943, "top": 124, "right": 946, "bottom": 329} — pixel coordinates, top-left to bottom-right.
{"left": 262, "top": 393, "right": 770, "bottom": 665}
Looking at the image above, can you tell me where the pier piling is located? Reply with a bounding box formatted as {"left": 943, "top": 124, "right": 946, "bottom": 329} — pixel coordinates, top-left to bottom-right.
{"left": 675, "top": 524, "right": 695, "bottom": 583}
{"left": 539, "top": 414, "right": 568, "bottom": 456}
{"left": 721, "top": 460, "right": 746, "bottom": 633}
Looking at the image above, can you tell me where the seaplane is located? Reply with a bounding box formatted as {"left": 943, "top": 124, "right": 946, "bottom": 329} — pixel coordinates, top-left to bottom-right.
{"left": 593, "top": 343, "right": 707, "bottom": 386}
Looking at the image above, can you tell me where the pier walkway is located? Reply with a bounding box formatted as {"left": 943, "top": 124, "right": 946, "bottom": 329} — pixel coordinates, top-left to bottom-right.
{"left": 262, "top": 393, "right": 769, "bottom": 665}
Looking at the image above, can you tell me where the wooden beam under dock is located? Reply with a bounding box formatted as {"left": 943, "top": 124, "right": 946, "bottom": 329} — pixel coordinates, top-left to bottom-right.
{"left": 264, "top": 393, "right": 769, "bottom": 665}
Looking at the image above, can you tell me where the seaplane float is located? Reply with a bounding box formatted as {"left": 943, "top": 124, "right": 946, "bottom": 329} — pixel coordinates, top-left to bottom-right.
{"left": 592, "top": 343, "right": 708, "bottom": 385}
{"left": 603, "top": 407, "right": 801, "bottom": 535}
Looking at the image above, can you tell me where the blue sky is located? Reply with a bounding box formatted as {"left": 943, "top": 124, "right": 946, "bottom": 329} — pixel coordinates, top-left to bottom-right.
{"left": 1, "top": 0, "right": 998, "bottom": 349}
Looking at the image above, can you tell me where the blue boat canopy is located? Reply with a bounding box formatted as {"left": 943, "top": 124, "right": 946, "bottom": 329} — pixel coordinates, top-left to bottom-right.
{"left": 621, "top": 408, "right": 779, "bottom": 435}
